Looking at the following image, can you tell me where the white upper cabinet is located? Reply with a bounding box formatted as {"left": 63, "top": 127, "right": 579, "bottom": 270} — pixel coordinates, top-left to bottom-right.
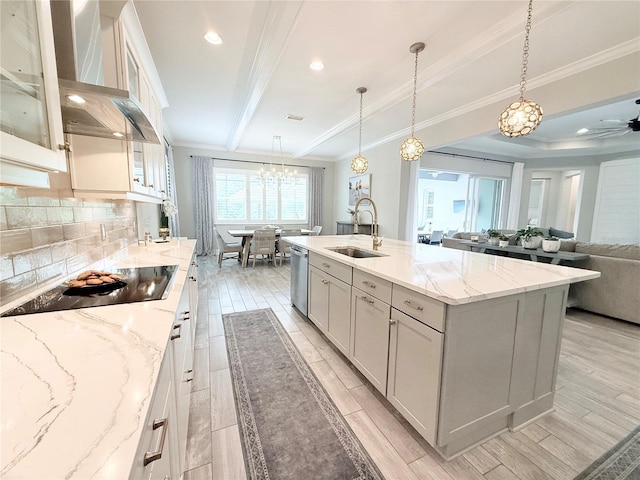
{"left": 67, "top": 1, "right": 168, "bottom": 202}
{"left": 0, "top": 0, "right": 67, "bottom": 176}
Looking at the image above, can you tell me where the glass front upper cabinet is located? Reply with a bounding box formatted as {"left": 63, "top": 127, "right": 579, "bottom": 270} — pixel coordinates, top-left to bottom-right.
{"left": 0, "top": 0, "right": 67, "bottom": 172}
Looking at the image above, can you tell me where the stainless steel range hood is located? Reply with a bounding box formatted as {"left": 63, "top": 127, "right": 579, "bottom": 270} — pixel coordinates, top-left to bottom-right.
{"left": 59, "top": 78, "right": 160, "bottom": 143}
{"left": 51, "top": 0, "right": 160, "bottom": 144}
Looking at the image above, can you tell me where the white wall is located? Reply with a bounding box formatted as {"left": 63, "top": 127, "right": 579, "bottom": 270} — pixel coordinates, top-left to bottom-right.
{"left": 172, "top": 146, "right": 335, "bottom": 238}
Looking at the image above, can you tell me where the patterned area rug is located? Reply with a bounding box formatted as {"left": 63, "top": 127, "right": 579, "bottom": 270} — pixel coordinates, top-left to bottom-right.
{"left": 222, "top": 308, "right": 384, "bottom": 480}
{"left": 574, "top": 424, "right": 640, "bottom": 480}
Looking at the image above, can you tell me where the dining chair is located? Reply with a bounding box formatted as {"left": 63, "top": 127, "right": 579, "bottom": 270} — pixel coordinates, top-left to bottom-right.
{"left": 277, "top": 229, "right": 301, "bottom": 265}
{"left": 428, "top": 230, "right": 444, "bottom": 245}
{"left": 214, "top": 227, "right": 243, "bottom": 267}
{"left": 249, "top": 229, "right": 276, "bottom": 267}
{"left": 310, "top": 225, "right": 322, "bottom": 236}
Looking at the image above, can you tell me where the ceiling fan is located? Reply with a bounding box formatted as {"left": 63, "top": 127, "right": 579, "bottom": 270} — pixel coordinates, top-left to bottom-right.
{"left": 578, "top": 99, "right": 640, "bottom": 139}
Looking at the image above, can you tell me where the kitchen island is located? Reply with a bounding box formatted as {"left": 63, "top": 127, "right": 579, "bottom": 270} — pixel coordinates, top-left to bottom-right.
{"left": 0, "top": 240, "right": 197, "bottom": 479}
{"left": 285, "top": 235, "right": 599, "bottom": 459}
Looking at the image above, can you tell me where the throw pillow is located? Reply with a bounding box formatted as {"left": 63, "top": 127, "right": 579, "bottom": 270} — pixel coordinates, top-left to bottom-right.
{"left": 549, "top": 226, "right": 574, "bottom": 239}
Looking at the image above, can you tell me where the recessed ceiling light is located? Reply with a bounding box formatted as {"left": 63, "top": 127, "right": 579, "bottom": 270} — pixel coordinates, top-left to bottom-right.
{"left": 286, "top": 114, "right": 305, "bottom": 122}
{"left": 576, "top": 128, "right": 589, "bottom": 134}
{"left": 309, "top": 61, "right": 324, "bottom": 71}
{"left": 67, "top": 94, "right": 86, "bottom": 104}
{"left": 204, "top": 32, "right": 223, "bottom": 45}
{"left": 113, "top": 132, "right": 124, "bottom": 138}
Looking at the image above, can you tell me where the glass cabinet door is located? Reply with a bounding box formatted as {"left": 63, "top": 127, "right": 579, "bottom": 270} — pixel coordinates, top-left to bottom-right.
{"left": 0, "top": 0, "right": 66, "bottom": 172}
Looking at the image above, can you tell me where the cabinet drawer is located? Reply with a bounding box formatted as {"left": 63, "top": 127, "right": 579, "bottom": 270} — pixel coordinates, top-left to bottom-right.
{"left": 309, "top": 252, "right": 352, "bottom": 284}
{"left": 392, "top": 284, "right": 445, "bottom": 332}
{"left": 353, "top": 269, "right": 392, "bottom": 304}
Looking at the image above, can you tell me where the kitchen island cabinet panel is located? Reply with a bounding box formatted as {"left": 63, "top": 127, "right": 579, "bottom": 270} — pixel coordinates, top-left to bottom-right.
{"left": 387, "top": 308, "right": 443, "bottom": 445}
{"left": 437, "top": 297, "right": 519, "bottom": 448}
{"left": 308, "top": 264, "right": 351, "bottom": 356}
{"left": 308, "top": 266, "right": 330, "bottom": 331}
{"left": 350, "top": 287, "right": 391, "bottom": 394}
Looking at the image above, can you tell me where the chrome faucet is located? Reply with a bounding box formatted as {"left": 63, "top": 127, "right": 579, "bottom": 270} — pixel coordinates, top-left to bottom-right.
{"left": 353, "top": 196, "right": 382, "bottom": 250}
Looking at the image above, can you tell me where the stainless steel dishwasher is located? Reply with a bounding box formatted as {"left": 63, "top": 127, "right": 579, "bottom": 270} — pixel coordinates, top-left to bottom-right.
{"left": 290, "top": 245, "right": 308, "bottom": 316}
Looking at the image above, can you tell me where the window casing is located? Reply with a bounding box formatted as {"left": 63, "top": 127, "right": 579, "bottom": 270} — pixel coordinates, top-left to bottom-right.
{"left": 214, "top": 166, "right": 308, "bottom": 224}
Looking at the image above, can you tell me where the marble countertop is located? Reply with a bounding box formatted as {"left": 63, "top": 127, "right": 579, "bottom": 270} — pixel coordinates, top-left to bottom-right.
{"left": 287, "top": 235, "right": 600, "bottom": 305}
{"left": 0, "top": 240, "right": 196, "bottom": 480}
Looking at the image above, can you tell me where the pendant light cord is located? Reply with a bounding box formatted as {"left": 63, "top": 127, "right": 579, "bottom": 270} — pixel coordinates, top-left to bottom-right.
{"left": 411, "top": 49, "right": 419, "bottom": 137}
{"left": 519, "top": 0, "right": 534, "bottom": 101}
{"left": 358, "top": 91, "right": 364, "bottom": 155}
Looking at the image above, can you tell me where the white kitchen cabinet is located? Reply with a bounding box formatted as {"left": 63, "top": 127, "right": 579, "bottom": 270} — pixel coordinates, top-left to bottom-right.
{"left": 308, "top": 261, "right": 352, "bottom": 356}
{"left": 132, "top": 256, "right": 198, "bottom": 479}
{"left": 387, "top": 307, "right": 443, "bottom": 446}
{"left": 130, "top": 349, "right": 180, "bottom": 480}
{"left": 0, "top": 0, "right": 67, "bottom": 182}
{"left": 65, "top": 4, "right": 167, "bottom": 203}
{"left": 170, "top": 285, "right": 193, "bottom": 476}
{"left": 350, "top": 287, "right": 391, "bottom": 395}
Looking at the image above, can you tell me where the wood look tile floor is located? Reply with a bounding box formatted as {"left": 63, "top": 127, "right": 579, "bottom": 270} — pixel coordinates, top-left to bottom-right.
{"left": 183, "top": 255, "right": 640, "bottom": 480}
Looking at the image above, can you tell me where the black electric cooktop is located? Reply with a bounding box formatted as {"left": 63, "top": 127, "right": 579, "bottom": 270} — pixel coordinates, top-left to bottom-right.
{"left": 2, "top": 265, "right": 179, "bottom": 317}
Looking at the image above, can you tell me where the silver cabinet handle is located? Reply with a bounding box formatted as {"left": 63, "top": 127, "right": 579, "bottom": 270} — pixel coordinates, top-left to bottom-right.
{"left": 389, "top": 318, "right": 397, "bottom": 325}
{"left": 185, "top": 369, "right": 194, "bottom": 382}
{"left": 361, "top": 295, "right": 374, "bottom": 304}
{"left": 321, "top": 279, "right": 329, "bottom": 285}
{"left": 322, "top": 262, "right": 331, "bottom": 268}
{"left": 403, "top": 300, "right": 424, "bottom": 311}
{"left": 362, "top": 280, "right": 376, "bottom": 289}
{"left": 143, "top": 418, "right": 168, "bottom": 466}
{"left": 171, "top": 324, "right": 181, "bottom": 340}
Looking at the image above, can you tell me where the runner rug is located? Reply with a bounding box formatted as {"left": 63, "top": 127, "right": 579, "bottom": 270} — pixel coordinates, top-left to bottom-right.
{"left": 222, "top": 308, "right": 383, "bottom": 480}
{"left": 574, "top": 424, "right": 640, "bottom": 480}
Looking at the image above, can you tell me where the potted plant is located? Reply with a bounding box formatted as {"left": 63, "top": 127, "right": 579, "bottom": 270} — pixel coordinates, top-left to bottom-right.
{"left": 486, "top": 229, "right": 501, "bottom": 245}
{"left": 516, "top": 227, "right": 543, "bottom": 249}
{"left": 542, "top": 236, "right": 561, "bottom": 253}
{"left": 498, "top": 234, "right": 510, "bottom": 248}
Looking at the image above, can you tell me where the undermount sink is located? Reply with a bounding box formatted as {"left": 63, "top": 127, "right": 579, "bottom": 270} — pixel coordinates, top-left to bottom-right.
{"left": 325, "top": 246, "right": 388, "bottom": 258}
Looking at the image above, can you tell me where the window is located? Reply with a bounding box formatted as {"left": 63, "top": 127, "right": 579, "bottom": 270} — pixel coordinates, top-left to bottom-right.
{"left": 214, "top": 166, "right": 308, "bottom": 224}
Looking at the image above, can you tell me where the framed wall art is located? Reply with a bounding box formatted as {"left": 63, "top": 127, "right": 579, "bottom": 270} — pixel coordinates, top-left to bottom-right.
{"left": 348, "top": 174, "right": 371, "bottom": 206}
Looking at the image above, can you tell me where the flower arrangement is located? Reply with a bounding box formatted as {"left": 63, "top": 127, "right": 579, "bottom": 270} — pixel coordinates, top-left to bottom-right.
{"left": 159, "top": 199, "right": 178, "bottom": 237}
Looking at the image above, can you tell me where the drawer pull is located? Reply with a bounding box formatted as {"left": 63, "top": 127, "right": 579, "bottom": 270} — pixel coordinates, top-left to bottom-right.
{"left": 403, "top": 300, "right": 424, "bottom": 311}
{"left": 361, "top": 296, "right": 374, "bottom": 304}
{"left": 143, "top": 418, "right": 168, "bottom": 466}
{"left": 322, "top": 262, "right": 331, "bottom": 268}
{"left": 362, "top": 281, "right": 376, "bottom": 289}
{"left": 171, "top": 324, "right": 181, "bottom": 340}
{"left": 321, "top": 279, "right": 329, "bottom": 285}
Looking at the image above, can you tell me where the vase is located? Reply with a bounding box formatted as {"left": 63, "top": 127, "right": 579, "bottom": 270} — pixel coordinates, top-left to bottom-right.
{"left": 542, "top": 239, "right": 561, "bottom": 253}
{"left": 499, "top": 240, "right": 509, "bottom": 248}
{"left": 521, "top": 237, "right": 542, "bottom": 249}
{"left": 158, "top": 227, "right": 170, "bottom": 240}
{"left": 489, "top": 237, "right": 500, "bottom": 246}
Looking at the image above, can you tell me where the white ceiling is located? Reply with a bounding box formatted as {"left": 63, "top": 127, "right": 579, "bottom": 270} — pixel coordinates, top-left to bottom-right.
{"left": 133, "top": 0, "right": 640, "bottom": 163}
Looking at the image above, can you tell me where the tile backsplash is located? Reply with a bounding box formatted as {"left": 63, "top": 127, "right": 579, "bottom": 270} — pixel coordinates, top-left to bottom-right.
{"left": 0, "top": 186, "right": 137, "bottom": 306}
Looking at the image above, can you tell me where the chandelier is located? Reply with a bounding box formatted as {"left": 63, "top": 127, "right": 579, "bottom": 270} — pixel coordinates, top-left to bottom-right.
{"left": 498, "top": 0, "right": 543, "bottom": 137}
{"left": 400, "top": 42, "right": 426, "bottom": 162}
{"left": 261, "top": 136, "right": 295, "bottom": 188}
{"left": 351, "top": 87, "right": 368, "bottom": 174}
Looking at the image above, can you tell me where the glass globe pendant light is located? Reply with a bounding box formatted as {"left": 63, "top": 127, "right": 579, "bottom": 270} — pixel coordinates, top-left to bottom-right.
{"left": 498, "top": 0, "right": 543, "bottom": 137}
{"left": 400, "top": 42, "right": 426, "bottom": 162}
{"left": 351, "top": 87, "right": 369, "bottom": 174}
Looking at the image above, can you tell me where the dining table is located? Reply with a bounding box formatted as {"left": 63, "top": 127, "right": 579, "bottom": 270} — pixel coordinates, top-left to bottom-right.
{"left": 228, "top": 228, "right": 313, "bottom": 267}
